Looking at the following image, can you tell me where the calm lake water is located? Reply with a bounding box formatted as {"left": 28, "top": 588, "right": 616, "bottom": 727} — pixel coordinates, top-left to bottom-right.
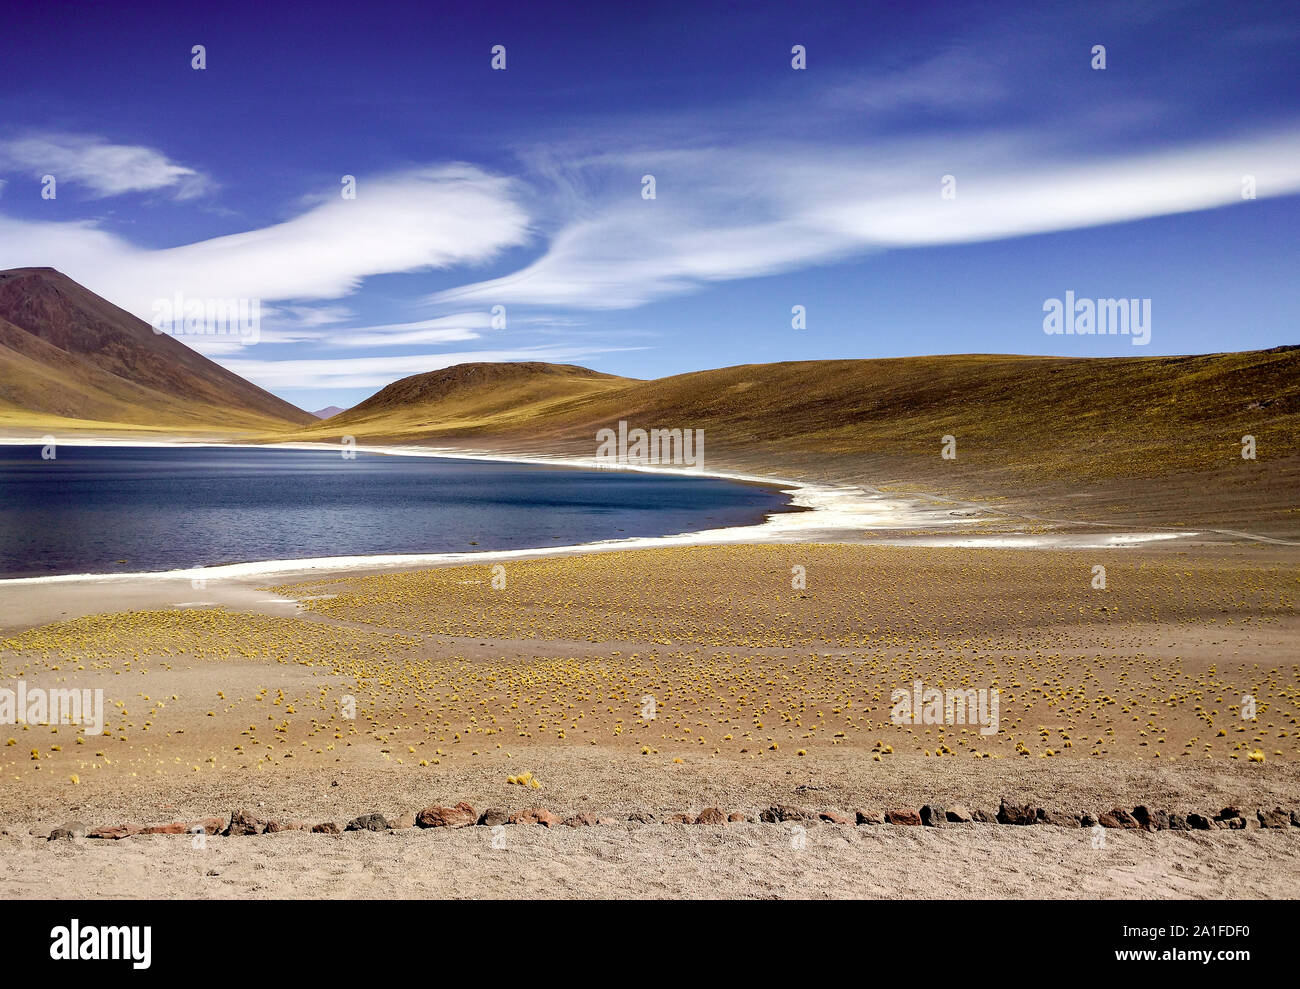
{"left": 0, "top": 445, "right": 793, "bottom": 578}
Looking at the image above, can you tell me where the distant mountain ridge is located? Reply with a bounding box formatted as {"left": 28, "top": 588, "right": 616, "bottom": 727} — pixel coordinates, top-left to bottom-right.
{"left": 0, "top": 267, "right": 312, "bottom": 432}
{"left": 311, "top": 406, "right": 346, "bottom": 419}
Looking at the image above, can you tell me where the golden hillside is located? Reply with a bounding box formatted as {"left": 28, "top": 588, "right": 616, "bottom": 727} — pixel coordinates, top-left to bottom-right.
{"left": 283, "top": 350, "right": 1300, "bottom": 535}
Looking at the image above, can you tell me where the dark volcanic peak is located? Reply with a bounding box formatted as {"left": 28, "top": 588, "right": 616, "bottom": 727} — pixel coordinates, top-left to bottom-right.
{"left": 0, "top": 267, "right": 312, "bottom": 429}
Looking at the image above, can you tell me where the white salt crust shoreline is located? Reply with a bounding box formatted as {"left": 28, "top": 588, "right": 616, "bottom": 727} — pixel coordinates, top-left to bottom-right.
{"left": 0, "top": 437, "right": 1194, "bottom": 587}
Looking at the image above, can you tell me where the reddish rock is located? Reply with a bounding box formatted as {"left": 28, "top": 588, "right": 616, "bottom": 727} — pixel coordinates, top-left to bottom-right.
{"left": 195, "top": 817, "right": 227, "bottom": 835}
{"left": 141, "top": 821, "right": 190, "bottom": 835}
{"left": 695, "top": 807, "right": 727, "bottom": 825}
{"left": 885, "top": 809, "right": 922, "bottom": 826}
{"left": 663, "top": 812, "right": 694, "bottom": 824}
{"left": 727, "top": 812, "right": 749, "bottom": 823}
{"left": 87, "top": 824, "right": 141, "bottom": 840}
{"left": 311, "top": 822, "right": 340, "bottom": 834}
{"left": 1098, "top": 808, "right": 1140, "bottom": 829}
{"left": 265, "top": 820, "right": 309, "bottom": 833}
{"left": 563, "top": 812, "right": 600, "bottom": 827}
{"left": 1036, "top": 809, "right": 1081, "bottom": 828}
{"left": 416, "top": 802, "right": 476, "bottom": 828}
{"left": 818, "top": 810, "right": 852, "bottom": 825}
{"left": 997, "top": 799, "right": 1037, "bottom": 825}
{"left": 508, "top": 807, "right": 560, "bottom": 827}
{"left": 224, "top": 809, "right": 267, "bottom": 836}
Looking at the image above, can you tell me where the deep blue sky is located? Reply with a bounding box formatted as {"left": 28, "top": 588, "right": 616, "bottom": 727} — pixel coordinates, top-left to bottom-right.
{"left": 1, "top": 0, "right": 1297, "bottom": 410}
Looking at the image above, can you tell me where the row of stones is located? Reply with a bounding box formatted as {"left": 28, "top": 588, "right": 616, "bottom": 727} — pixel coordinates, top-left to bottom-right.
{"left": 49, "top": 798, "right": 1300, "bottom": 840}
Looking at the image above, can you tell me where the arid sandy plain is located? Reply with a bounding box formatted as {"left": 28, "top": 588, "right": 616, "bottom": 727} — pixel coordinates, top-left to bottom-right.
{"left": 1, "top": 464, "right": 1297, "bottom": 899}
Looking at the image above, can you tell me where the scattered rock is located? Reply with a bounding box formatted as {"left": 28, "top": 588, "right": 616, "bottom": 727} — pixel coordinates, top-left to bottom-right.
{"left": 818, "top": 810, "right": 851, "bottom": 825}
{"left": 1098, "top": 809, "right": 1139, "bottom": 829}
{"left": 920, "top": 804, "right": 946, "bottom": 827}
{"left": 47, "top": 821, "right": 87, "bottom": 841}
{"left": 663, "top": 812, "right": 693, "bottom": 824}
{"left": 141, "top": 821, "right": 190, "bottom": 835}
{"left": 87, "top": 824, "right": 141, "bottom": 840}
{"left": 509, "top": 807, "right": 560, "bottom": 827}
{"left": 760, "top": 805, "right": 809, "bottom": 823}
{"left": 1258, "top": 807, "right": 1290, "bottom": 829}
{"left": 627, "top": 810, "right": 657, "bottom": 824}
{"left": 194, "top": 817, "right": 227, "bottom": 835}
{"left": 416, "top": 803, "right": 476, "bottom": 828}
{"left": 695, "top": 807, "right": 726, "bottom": 825}
{"left": 945, "top": 805, "right": 972, "bottom": 823}
{"left": 1186, "top": 813, "right": 1212, "bottom": 830}
{"left": 224, "top": 809, "right": 267, "bottom": 837}
{"left": 1292, "top": 810, "right": 1300, "bottom": 828}
{"left": 997, "top": 799, "right": 1036, "bottom": 825}
{"left": 264, "top": 820, "right": 309, "bottom": 833}
{"left": 563, "top": 812, "right": 600, "bottom": 827}
{"left": 596, "top": 817, "right": 619, "bottom": 826}
{"left": 1036, "top": 809, "right": 1080, "bottom": 828}
{"left": 885, "top": 809, "right": 921, "bottom": 826}
{"left": 1132, "top": 806, "right": 1169, "bottom": 831}
{"left": 1168, "top": 813, "right": 1189, "bottom": 831}
{"left": 855, "top": 810, "right": 884, "bottom": 825}
{"left": 971, "top": 808, "right": 998, "bottom": 823}
{"left": 478, "top": 807, "right": 510, "bottom": 827}
{"left": 727, "top": 812, "right": 749, "bottom": 823}
{"left": 390, "top": 811, "right": 416, "bottom": 830}
{"left": 311, "top": 822, "right": 340, "bottom": 834}
{"left": 345, "top": 813, "right": 391, "bottom": 832}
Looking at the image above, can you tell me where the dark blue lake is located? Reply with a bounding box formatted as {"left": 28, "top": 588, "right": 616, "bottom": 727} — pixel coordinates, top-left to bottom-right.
{"left": 0, "top": 445, "right": 793, "bottom": 578}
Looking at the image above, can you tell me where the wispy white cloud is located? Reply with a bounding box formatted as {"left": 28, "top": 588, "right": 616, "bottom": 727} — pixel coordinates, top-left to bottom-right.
{"left": 431, "top": 129, "right": 1300, "bottom": 310}
{"left": 0, "top": 133, "right": 212, "bottom": 199}
{"left": 0, "top": 164, "right": 531, "bottom": 317}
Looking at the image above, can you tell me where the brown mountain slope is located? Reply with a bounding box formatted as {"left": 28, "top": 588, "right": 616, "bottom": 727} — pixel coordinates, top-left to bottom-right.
{"left": 0, "top": 267, "right": 312, "bottom": 432}
{"left": 286, "top": 350, "right": 1300, "bottom": 536}
{"left": 293, "top": 361, "right": 636, "bottom": 436}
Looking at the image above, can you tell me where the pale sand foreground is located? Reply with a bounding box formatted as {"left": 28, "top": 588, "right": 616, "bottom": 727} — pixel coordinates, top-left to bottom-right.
{"left": 4, "top": 824, "right": 1297, "bottom": 900}
{"left": 2, "top": 543, "right": 1297, "bottom": 898}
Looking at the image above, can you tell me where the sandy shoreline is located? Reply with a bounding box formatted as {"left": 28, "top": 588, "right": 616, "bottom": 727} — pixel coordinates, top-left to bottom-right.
{"left": 0, "top": 436, "right": 1206, "bottom": 593}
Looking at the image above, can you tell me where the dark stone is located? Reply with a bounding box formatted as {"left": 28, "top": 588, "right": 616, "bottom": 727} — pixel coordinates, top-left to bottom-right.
{"left": 344, "top": 813, "right": 391, "bottom": 832}
{"left": 997, "top": 799, "right": 1036, "bottom": 825}
{"left": 920, "top": 804, "right": 946, "bottom": 827}
{"left": 1258, "top": 807, "right": 1290, "bottom": 829}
